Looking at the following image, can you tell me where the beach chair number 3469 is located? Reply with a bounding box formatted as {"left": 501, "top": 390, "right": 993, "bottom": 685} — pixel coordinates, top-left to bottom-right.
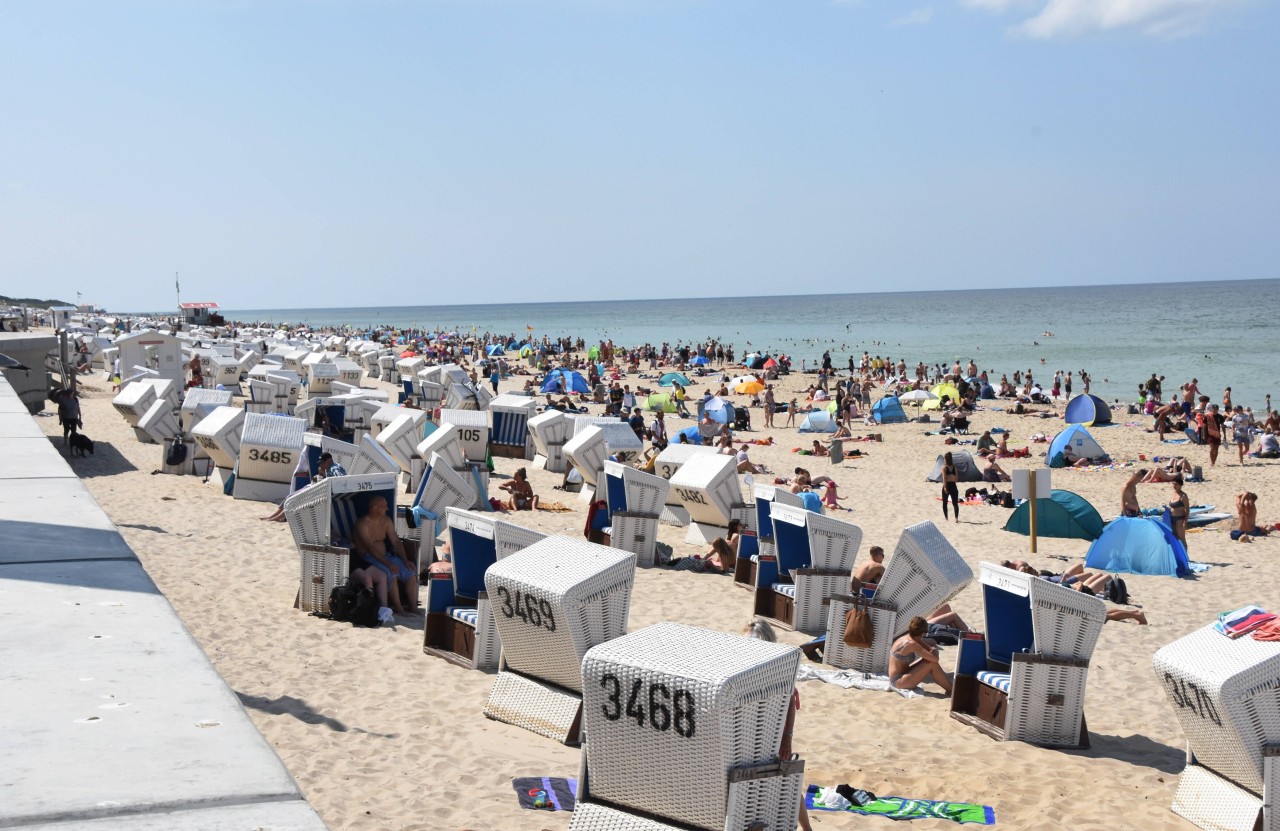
{"left": 598, "top": 673, "right": 696, "bottom": 738}
{"left": 494, "top": 586, "right": 556, "bottom": 632}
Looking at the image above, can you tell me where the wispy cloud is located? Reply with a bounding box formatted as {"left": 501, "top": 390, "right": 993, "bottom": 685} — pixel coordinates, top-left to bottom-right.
{"left": 959, "top": 0, "right": 1244, "bottom": 38}
{"left": 891, "top": 6, "right": 935, "bottom": 25}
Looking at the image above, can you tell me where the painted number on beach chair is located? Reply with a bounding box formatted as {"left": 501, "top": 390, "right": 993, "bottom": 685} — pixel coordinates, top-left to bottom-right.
{"left": 195, "top": 435, "right": 219, "bottom": 451}
{"left": 657, "top": 463, "right": 678, "bottom": 479}
{"left": 459, "top": 428, "right": 482, "bottom": 443}
{"left": 495, "top": 586, "right": 555, "bottom": 632}
{"left": 247, "top": 449, "right": 293, "bottom": 465}
{"left": 674, "top": 488, "right": 707, "bottom": 505}
{"left": 598, "top": 674, "right": 696, "bottom": 738}
{"left": 1164, "top": 673, "right": 1221, "bottom": 726}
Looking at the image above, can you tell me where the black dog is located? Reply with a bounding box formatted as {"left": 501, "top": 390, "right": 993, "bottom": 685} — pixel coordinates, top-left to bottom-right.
{"left": 69, "top": 432, "right": 95, "bottom": 456}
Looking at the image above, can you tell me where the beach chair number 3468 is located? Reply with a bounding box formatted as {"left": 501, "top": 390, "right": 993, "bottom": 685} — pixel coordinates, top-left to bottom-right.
{"left": 598, "top": 673, "right": 696, "bottom": 738}
{"left": 494, "top": 586, "right": 556, "bottom": 632}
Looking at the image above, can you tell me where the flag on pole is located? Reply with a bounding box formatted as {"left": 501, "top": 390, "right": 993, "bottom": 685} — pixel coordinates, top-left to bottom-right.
{"left": 527, "top": 324, "right": 534, "bottom": 331}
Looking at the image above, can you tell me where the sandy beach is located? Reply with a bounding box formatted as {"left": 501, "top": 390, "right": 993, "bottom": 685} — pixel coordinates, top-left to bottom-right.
{"left": 41, "top": 357, "right": 1275, "bottom": 831}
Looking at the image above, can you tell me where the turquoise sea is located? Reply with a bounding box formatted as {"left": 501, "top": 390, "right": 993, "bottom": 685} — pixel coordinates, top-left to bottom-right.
{"left": 223, "top": 279, "right": 1280, "bottom": 411}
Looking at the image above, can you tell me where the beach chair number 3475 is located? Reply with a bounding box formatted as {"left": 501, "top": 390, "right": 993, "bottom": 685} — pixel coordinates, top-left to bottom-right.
{"left": 598, "top": 673, "right": 696, "bottom": 738}
{"left": 494, "top": 586, "right": 556, "bottom": 632}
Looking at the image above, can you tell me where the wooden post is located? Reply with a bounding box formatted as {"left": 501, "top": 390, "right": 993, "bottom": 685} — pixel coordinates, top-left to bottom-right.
{"left": 1028, "top": 470, "right": 1038, "bottom": 554}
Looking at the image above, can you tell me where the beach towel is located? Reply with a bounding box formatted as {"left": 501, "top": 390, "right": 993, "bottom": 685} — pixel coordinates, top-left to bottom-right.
{"left": 1250, "top": 619, "right": 1280, "bottom": 642}
{"left": 805, "top": 785, "right": 995, "bottom": 825}
{"left": 796, "top": 664, "right": 921, "bottom": 699}
{"left": 512, "top": 776, "right": 577, "bottom": 811}
{"left": 1214, "top": 606, "right": 1276, "bottom": 638}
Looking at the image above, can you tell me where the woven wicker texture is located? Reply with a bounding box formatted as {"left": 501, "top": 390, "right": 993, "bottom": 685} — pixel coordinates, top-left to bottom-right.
{"left": 283, "top": 473, "right": 398, "bottom": 549}
{"left": 1004, "top": 656, "right": 1089, "bottom": 747}
{"left": 528, "top": 410, "right": 570, "bottom": 457}
{"left": 798, "top": 511, "right": 863, "bottom": 572}
{"left": 140, "top": 405, "right": 178, "bottom": 443}
{"left": 396, "top": 356, "right": 426, "bottom": 378}
{"left": 238, "top": 412, "right": 306, "bottom": 482}
{"left": 303, "top": 434, "right": 359, "bottom": 475}
{"left": 608, "top": 514, "right": 661, "bottom": 566}
{"left": 581, "top": 622, "right": 799, "bottom": 831}
{"left": 414, "top": 454, "right": 478, "bottom": 518}
{"left": 417, "top": 423, "right": 467, "bottom": 470}
{"left": 979, "top": 562, "right": 1105, "bottom": 662}
{"left": 668, "top": 454, "right": 743, "bottom": 527}
{"left": 654, "top": 443, "right": 718, "bottom": 480}
{"left": 349, "top": 434, "right": 400, "bottom": 475}
{"left": 180, "top": 388, "right": 233, "bottom": 432}
{"left": 444, "top": 382, "right": 492, "bottom": 411}
{"left": 139, "top": 377, "right": 178, "bottom": 408}
{"left": 370, "top": 405, "right": 405, "bottom": 436}
{"left": 790, "top": 572, "right": 851, "bottom": 634}
{"left": 603, "top": 462, "right": 671, "bottom": 517}
{"left": 874, "top": 521, "right": 973, "bottom": 627}
{"left": 572, "top": 415, "right": 623, "bottom": 435}
{"left": 417, "top": 380, "right": 445, "bottom": 411}
{"left": 112, "top": 382, "right": 157, "bottom": 424}
{"left": 824, "top": 597, "right": 899, "bottom": 673}
{"left": 1170, "top": 764, "right": 1265, "bottom": 831}
{"left": 597, "top": 422, "right": 644, "bottom": 458}
{"left": 569, "top": 802, "right": 685, "bottom": 831}
{"left": 376, "top": 411, "right": 427, "bottom": 472}
{"left": 190, "top": 406, "right": 244, "bottom": 468}
{"left": 484, "top": 670, "right": 585, "bottom": 743}
{"left": 565, "top": 426, "right": 608, "bottom": 487}
{"left": 440, "top": 407, "right": 491, "bottom": 459}
{"left": 299, "top": 545, "right": 349, "bottom": 613}
{"left": 1153, "top": 623, "right": 1280, "bottom": 795}
{"left": 485, "top": 536, "right": 636, "bottom": 692}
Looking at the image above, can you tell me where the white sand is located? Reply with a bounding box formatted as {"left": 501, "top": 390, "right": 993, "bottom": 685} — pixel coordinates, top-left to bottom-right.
{"left": 45, "top": 362, "right": 1275, "bottom": 831}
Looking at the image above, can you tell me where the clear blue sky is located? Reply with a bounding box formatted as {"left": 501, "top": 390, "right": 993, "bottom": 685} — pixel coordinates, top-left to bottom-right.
{"left": 1, "top": 0, "right": 1275, "bottom": 312}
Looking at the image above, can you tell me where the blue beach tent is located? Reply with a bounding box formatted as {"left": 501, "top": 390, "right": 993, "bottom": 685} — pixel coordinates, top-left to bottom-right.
{"left": 1064, "top": 394, "right": 1112, "bottom": 426}
{"left": 871, "top": 396, "right": 906, "bottom": 425}
{"left": 798, "top": 410, "right": 838, "bottom": 433}
{"left": 1085, "top": 516, "right": 1191, "bottom": 577}
{"left": 540, "top": 369, "right": 589, "bottom": 394}
{"left": 673, "top": 425, "right": 703, "bottom": 444}
{"left": 1003, "top": 489, "right": 1105, "bottom": 541}
{"left": 1047, "top": 424, "right": 1106, "bottom": 468}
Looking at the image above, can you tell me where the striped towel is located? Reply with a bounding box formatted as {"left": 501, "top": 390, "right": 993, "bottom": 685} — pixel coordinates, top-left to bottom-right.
{"left": 512, "top": 776, "right": 577, "bottom": 811}
{"left": 1215, "top": 605, "right": 1276, "bottom": 638}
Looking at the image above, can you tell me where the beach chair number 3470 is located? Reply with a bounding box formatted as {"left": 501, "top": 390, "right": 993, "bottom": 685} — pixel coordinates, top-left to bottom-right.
{"left": 598, "top": 673, "right": 696, "bottom": 738}
{"left": 494, "top": 586, "right": 556, "bottom": 632}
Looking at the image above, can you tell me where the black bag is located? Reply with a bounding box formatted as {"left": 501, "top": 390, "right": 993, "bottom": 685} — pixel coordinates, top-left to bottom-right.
{"left": 328, "top": 582, "right": 359, "bottom": 621}
{"left": 1000, "top": 492, "right": 1015, "bottom": 509}
{"left": 165, "top": 437, "right": 188, "bottom": 467}
{"left": 328, "top": 581, "right": 381, "bottom": 627}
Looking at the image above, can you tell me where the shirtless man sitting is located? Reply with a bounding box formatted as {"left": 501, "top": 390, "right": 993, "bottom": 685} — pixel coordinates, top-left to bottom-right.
{"left": 1232, "top": 492, "right": 1269, "bottom": 542}
{"left": 353, "top": 496, "right": 419, "bottom": 617}
{"left": 852, "top": 545, "right": 885, "bottom": 586}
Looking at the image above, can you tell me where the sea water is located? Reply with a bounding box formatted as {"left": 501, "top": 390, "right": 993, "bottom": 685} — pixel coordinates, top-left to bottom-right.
{"left": 224, "top": 278, "right": 1280, "bottom": 411}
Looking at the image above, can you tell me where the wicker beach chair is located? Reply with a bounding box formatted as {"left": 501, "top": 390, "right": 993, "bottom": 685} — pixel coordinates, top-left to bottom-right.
{"left": 528, "top": 409, "right": 570, "bottom": 473}
{"left": 348, "top": 434, "right": 400, "bottom": 476}
{"left": 375, "top": 410, "right": 428, "bottom": 474}
{"left": 231, "top": 412, "right": 307, "bottom": 502}
{"left": 752, "top": 504, "right": 862, "bottom": 635}
{"left": 653, "top": 443, "right": 719, "bottom": 526}
{"left": 411, "top": 451, "right": 478, "bottom": 535}
{"left": 572, "top": 622, "right": 804, "bottom": 831}
{"left": 564, "top": 425, "right": 609, "bottom": 502}
{"left": 949, "top": 562, "right": 1105, "bottom": 748}
{"left": 733, "top": 484, "right": 805, "bottom": 590}
{"left": 422, "top": 509, "right": 546, "bottom": 671}
{"left": 179, "top": 388, "right": 232, "bottom": 433}
{"left": 1153, "top": 624, "right": 1280, "bottom": 831}
{"left": 668, "top": 453, "right": 750, "bottom": 545}
{"left": 191, "top": 405, "right": 244, "bottom": 483}
{"left": 137, "top": 398, "right": 180, "bottom": 445}
{"left": 483, "top": 536, "right": 635, "bottom": 745}
{"left": 439, "top": 408, "right": 490, "bottom": 463}
{"left": 301, "top": 433, "right": 358, "bottom": 479}
{"left": 283, "top": 472, "right": 414, "bottom": 614}
{"left": 112, "top": 380, "right": 157, "bottom": 439}
{"left": 489, "top": 393, "right": 538, "bottom": 459}
{"left": 600, "top": 460, "right": 670, "bottom": 567}
{"left": 823, "top": 521, "right": 973, "bottom": 674}
{"left": 444, "top": 381, "right": 493, "bottom": 411}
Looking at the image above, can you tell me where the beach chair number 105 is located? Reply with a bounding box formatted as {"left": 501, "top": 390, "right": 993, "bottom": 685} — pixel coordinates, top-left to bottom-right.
{"left": 495, "top": 586, "right": 556, "bottom": 632}
{"left": 598, "top": 674, "right": 696, "bottom": 738}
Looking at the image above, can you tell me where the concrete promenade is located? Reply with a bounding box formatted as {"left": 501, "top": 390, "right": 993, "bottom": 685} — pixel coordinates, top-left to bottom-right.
{"left": 0, "top": 371, "right": 328, "bottom": 830}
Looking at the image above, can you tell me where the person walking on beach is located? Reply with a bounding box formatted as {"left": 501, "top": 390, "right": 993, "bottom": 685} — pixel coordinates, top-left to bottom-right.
{"left": 1204, "top": 404, "right": 1224, "bottom": 466}
{"left": 940, "top": 451, "right": 960, "bottom": 523}
{"left": 1232, "top": 405, "right": 1252, "bottom": 465}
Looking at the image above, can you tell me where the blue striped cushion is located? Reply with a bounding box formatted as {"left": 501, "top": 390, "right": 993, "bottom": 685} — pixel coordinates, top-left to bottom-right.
{"left": 446, "top": 606, "right": 478, "bottom": 627}
{"left": 749, "top": 554, "right": 760, "bottom": 563}
{"left": 977, "top": 671, "right": 1011, "bottom": 693}
{"left": 772, "top": 583, "right": 797, "bottom": 599}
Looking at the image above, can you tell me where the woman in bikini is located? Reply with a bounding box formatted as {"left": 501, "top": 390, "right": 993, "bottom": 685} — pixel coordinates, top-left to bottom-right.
{"left": 888, "top": 616, "right": 953, "bottom": 694}
{"left": 703, "top": 519, "right": 742, "bottom": 573}
{"left": 499, "top": 468, "right": 539, "bottom": 511}
{"left": 940, "top": 452, "right": 960, "bottom": 522}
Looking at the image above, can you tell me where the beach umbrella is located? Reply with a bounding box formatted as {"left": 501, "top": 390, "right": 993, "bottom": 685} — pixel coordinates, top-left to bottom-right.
{"left": 736, "top": 380, "right": 765, "bottom": 395}
{"left": 659, "top": 372, "right": 691, "bottom": 387}
{"left": 730, "top": 375, "right": 759, "bottom": 387}
{"left": 646, "top": 393, "right": 677, "bottom": 412}
{"left": 690, "top": 355, "right": 710, "bottom": 366}
{"left": 900, "top": 389, "right": 938, "bottom": 409}
{"left": 704, "top": 396, "right": 733, "bottom": 423}
{"left": 541, "top": 369, "right": 589, "bottom": 394}
{"left": 923, "top": 383, "right": 959, "bottom": 410}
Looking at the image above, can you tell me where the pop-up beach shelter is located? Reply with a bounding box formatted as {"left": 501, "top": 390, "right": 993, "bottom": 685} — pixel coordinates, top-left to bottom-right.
{"left": 541, "top": 369, "right": 589, "bottom": 394}
{"left": 871, "top": 396, "right": 907, "bottom": 424}
{"left": 798, "top": 410, "right": 837, "bottom": 433}
{"left": 922, "top": 382, "right": 960, "bottom": 410}
{"left": 1084, "top": 517, "right": 1191, "bottom": 577}
{"left": 1064, "top": 394, "right": 1112, "bottom": 426}
{"left": 646, "top": 393, "right": 676, "bottom": 413}
{"left": 1003, "top": 489, "right": 1105, "bottom": 541}
{"left": 926, "top": 451, "right": 982, "bottom": 482}
{"left": 1047, "top": 425, "right": 1106, "bottom": 468}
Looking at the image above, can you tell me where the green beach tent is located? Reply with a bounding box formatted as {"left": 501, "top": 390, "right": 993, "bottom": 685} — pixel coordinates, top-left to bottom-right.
{"left": 1002, "top": 489, "right": 1105, "bottom": 541}
{"left": 646, "top": 393, "right": 676, "bottom": 413}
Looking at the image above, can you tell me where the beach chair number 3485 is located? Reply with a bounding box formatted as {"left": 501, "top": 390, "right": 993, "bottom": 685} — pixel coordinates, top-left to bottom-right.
{"left": 494, "top": 586, "right": 556, "bottom": 632}
{"left": 598, "top": 673, "right": 696, "bottom": 738}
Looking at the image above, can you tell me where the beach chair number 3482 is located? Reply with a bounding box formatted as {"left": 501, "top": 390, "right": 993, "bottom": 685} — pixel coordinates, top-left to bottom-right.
{"left": 598, "top": 673, "right": 696, "bottom": 738}
{"left": 494, "top": 586, "right": 556, "bottom": 632}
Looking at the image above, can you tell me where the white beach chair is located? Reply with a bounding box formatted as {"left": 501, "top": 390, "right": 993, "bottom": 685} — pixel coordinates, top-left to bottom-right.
{"left": 180, "top": 388, "right": 233, "bottom": 433}
{"left": 668, "top": 452, "right": 750, "bottom": 545}
{"left": 489, "top": 393, "right": 537, "bottom": 459}
{"left": 232, "top": 412, "right": 308, "bottom": 502}
{"left": 572, "top": 622, "right": 804, "bottom": 831}
{"left": 733, "top": 484, "right": 805, "bottom": 589}
{"left": 137, "top": 398, "right": 180, "bottom": 446}
{"left": 752, "top": 504, "right": 862, "bottom": 635}
{"left": 302, "top": 433, "right": 359, "bottom": 478}
{"left": 653, "top": 443, "right": 719, "bottom": 526}
{"left": 333, "top": 360, "right": 362, "bottom": 386}
{"left": 444, "top": 382, "right": 493, "bottom": 411}
{"left": 1153, "top": 625, "right": 1280, "bottom": 831}
{"left": 527, "top": 410, "right": 570, "bottom": 473}
{"left": 422, "top": 509, "right": 547, "bottom": 671}
{"left": 411, "top": 452, "right": 479, "bottom": 535}
{"left": 564, "top": 425, "right": 608, "bottom": 501}
{"left": 949, "top": 562, "right": 1106, "bottom": 748}
{"left": 823, "top": 521, "right": 973, "bottom": 673}
{"left": 112, "top": 381, "right": 157, "bottom": 438}
{"left": 306, "top": 361, "right": 338, "bottom": 396}
{"left": 439, "top": 408, "right": 490, "bottom": 462}
{"left": 599, "top": 460, "right": 670, "bottom": 566}
{"left": 375, "top": 410, "right": 429, "bottom": 474}
{"left": 349, "top": 433, "right": 400, "bottom": 476}
{"left": 208, "top": 355, "right": 243, "bottom": 393}
{"left": 483, "top": 536, "right": 635, "bottom": 745}
{"left": 191, "top": 405, "right": 244, "bottom": 486}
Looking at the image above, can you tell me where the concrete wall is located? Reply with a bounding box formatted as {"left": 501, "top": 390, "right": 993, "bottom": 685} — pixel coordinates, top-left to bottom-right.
{"left": 0, "top": 373, "right": 329, "bottom": 830}
{"left": 0, "top": 331, "right": 56, "bottom": 414}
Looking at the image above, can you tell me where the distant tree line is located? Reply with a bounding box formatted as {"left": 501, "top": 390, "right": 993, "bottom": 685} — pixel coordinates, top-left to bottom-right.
{"left": 0, "top": 295, "right": 74, "bottom": 308}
